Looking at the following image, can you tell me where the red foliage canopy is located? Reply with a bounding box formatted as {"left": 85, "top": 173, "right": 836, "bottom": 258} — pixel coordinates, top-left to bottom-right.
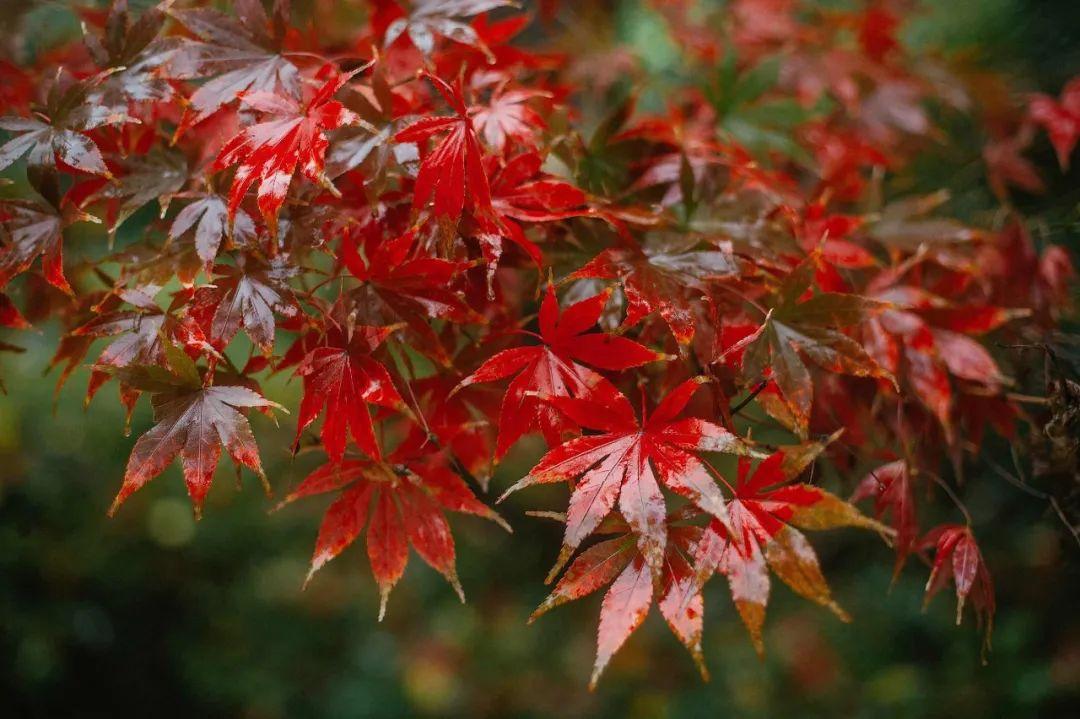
{"left": 0, "top": 0, "right": 1075, "bottom": 685}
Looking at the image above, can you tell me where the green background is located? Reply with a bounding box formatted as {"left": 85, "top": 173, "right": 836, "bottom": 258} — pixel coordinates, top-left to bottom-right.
{"left": 2, "top": 1, "right": 1080, "bottom": 716}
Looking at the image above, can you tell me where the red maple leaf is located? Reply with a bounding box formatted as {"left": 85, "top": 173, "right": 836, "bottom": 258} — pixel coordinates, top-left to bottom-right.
{"left": 502, "top": 377, "right": 752, "bottom": 582}
{"left": 531, "top": 518, "right": 709, "bottom": 688}
{"left": 213, "top": 66, "right": 360, "bottom": 237}
{"left": 921, "top": 523, "right": 995, "bottom": 656}
{"left": 852, "top": 459, "right": 918, "bottom": 575}
{"left": 476, "top": 150, "right": 588, "bottom": 289}
{"left": 393, "top": 72, "right": 495, "bottom": 229}
{"left": 277, "top": 440, "right": 507, "bottom": 618}
{"left": 1029, "top": 76, "right": 1080, "bottom": 170}
{"left": 455, "top": 284, "right": 666, "bottom": 458}
{"left": 693, "top": 440, "right": 887, "bottom": 654}
{"left": 340, "top": 225, "right": 483, "bottom": 366}
{"left": 293, "top": 322, "right": 410, "bottom": 463}
{"left": 109, "top": 342, "right": 282, "bottom": 518}
{"left": 569, "top": 237, "right": 742, "bottom": 346}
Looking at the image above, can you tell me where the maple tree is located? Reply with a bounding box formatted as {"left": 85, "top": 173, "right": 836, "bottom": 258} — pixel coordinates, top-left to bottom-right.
{"left": 0, "top": 0, "right": 1077, "bottom": 690}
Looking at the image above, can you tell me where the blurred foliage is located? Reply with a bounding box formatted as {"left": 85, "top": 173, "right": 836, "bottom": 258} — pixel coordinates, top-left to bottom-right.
{"left": 1, "top": 0, "right": 1080, "bottom": 717}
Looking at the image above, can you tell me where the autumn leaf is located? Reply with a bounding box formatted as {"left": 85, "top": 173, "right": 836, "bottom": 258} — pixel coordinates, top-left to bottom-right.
{"left": 341, "top": 226, "right": 483, "bottom": 366}
{"left": 502, "top": 377, "right": 753, "bottom": 583}
{"left": 471, "top": 87, "right": 548, "bottom": 151}
{"left": 732, "top": 254, "right": 892, "bottom": 436}
{"left": 530, "top": 519, "right": 709, "bottom": 688}
{"left": 383, "top": 0, "right": 519, "bottom": 57}
{"left": 477, "top": 150, "right": 588, "bottom": 289}
{"left": 293, "top": 323, "right": 410, "bottom": 463}
{"left": 168, "top": 193, "right": 257, "bottom": 271}
{"left": 851, "top": 460, "right": 918, "bottom": 576}
{"left": 109, "top": 341, "right": 283, "bottom": 518}
{"left": 1029, "top": 76, "right": 1080, "bottom": 170}
{"left": 213, "top": 66, "right": 361, "bottom": 236}
{"left": 455, "top": 284, "right": 666, "bottom": 458}
{"left": 277, "top": 441, "right": 507, "bottom": 619}
{"left": 921, "top": 524, "right": 995, "bottom": 658}
{"left": 84, "top": 149, "right": 188, "bottom": 236}
{"left": 693, "top": 439, "right": 889, "bottom": 655}
{"left": 0, "top": 70, "right": 132, "bottom": 177}
{"left": 394, "top": 72, "right": 495, "bottom": 230}
{"left": 0, "top": 199, "right": 97, "bottom": 295}
{"left": 569, "top": 234, "right": 741, "bottom": 346}
{"left": 169, "top": 1, "right": 300, "bottom": 133}
{"left": 190, "top": 258, "right": 298, "bottom": 354}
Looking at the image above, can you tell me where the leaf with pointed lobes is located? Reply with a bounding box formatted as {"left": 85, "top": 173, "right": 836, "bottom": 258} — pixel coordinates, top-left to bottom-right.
{"left": 472, "top": 88, "right": 549, "bottom": 151}
{"left": 735, "top": 253, "right": 892, "bottom": 437}
{"left": 921, "top": 524, "right": 995, "bottom": 659}
{"left": 109, "top": 346, "right": 283, "bottom": 519}
{"left": 852, "top": 460, "right": 918, "bottom": 578}
{"left": 190, "top": 260, "right": 299, "bottom": 354}
{"left": 393, "top": 72, "right": 495, "bottom": 229}
{"left": 1028, "top": 76, "right": 1080, "bottom": 170}
{"left": 478, "top": 150, "right": 589, "bottom": 291}
{"left": 293, "top": 323, "right": 410, "bottom": 463}
{"left": 277, "top": 443, "right": 507, "bottom": 620}
{"left": 530, "top": 521, "right": 708, "bottom": 688}
{"left": 0, "top": 89, "right": 122, "bottom": 177}
{"left": 72, "top": 306, "right": 166, "bottom": 406}
{"left": 693, "top": 440, "right": 887, "bottom": 656}
{"left": 168, "top": 194, "right": 256, "bottom": 271}
{"left": 0, "top": 200, "right": 85, "bottom": 295}
{"left": 568, "top": 237, "right": 742, "bottom": 346}
{"left": 168, "top": 2, "right": 300, "bottom": 134}
{"left": 502, "top": 377, "right": 753, "bottom": 584}
{"left": 213, "top": 65, "right": 360, "bottom": 238}
{"left": 383, "top": 0, "right": 520, "bottom": 57}
{"left": 0, "top": 293, "right": 29, "bottom": 329}
{"left": 454, "top": 285, "right": 667, "bottom": 459}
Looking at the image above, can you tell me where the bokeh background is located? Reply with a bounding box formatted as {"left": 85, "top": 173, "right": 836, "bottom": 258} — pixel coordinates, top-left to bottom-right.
{"left": 3, "top": 1, "right": 1080, "bottom": 717}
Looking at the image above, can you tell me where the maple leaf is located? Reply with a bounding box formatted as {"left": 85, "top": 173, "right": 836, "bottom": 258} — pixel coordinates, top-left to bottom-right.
{"left": 502, "top": 377, "right": 753, "bottom": 582}
{"left": 475, "top": 151, "right": 588, "bottom": 288}
{"left": 84, "top": 149, "right": 188, "bottom": 236}
{"left": 693, "top": 439, "right": 889, "bottom": 655}
{"left": 169, "top": 193, "right": 257, "bottom": 271}
{"left": 569, "top": 235, "right": 741, "bottom": 346}
{"left": 0, "top": 70, "right": 132, "bottom": 177}
{"left": 983, "top": 134, "right": 1045, "bottom": 199}
{"left": 455, "top": 285, "right": 666, "bottom": 458}
{"left": 278, "top": 442, "right": 507, "bottom": 618}
{"left": 190, "top": 258, "right": 298, "bottom": 354}
{"left": 530, "top": 518, "right": 709, "bottom": 688}
{"left": 0, "top": 292, "right": 29, "bottom": 330}
{"left": 80, "top": 0, "right": 180, "bottom": 116}
{"left": 471, "top": 87, "right": 548, "bottom": 151}
{"left": 341, "top": 226, "right": 483, "bottom": 366}
{"left": 732, "top": 255, "right": 892, "bottom": 436}
{"left": 921, "top": 524, "right": 995, "bottom": 657}
{"left": 393, "top": 72, "right": 495, "bottom": 229}
{"left": 213, "top": 67, "right": 360, "bottom": 237}
{"left": 1029, "top": 77, "right": 1080, "bottom": 170}
{"left": 169, "top": 1, "right": 300, "bottom": 133}
{"left": 71, "top": 289, "right": 167, "bottom": 405}
{"left": 384, "top": 0, "right": 519, "bottom": 57}
{"left": 0, "top": 199, "right": 97, "bottom": 295}
{"left": 293, "top": 323, "right": 410, "bottom": 463}
{"left": 109, "top": 342, "right": 282, "bottom": 518}
{"left": 862, "top": 284, "right": 1013, "bottom": 441}
{"left": 851, "top": 459, "right": 918, "bottom": 575}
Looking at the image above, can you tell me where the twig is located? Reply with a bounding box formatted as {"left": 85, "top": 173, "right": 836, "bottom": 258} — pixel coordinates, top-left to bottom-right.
{"left": 731, "top": 380, "right": 768, "bottom": 414}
